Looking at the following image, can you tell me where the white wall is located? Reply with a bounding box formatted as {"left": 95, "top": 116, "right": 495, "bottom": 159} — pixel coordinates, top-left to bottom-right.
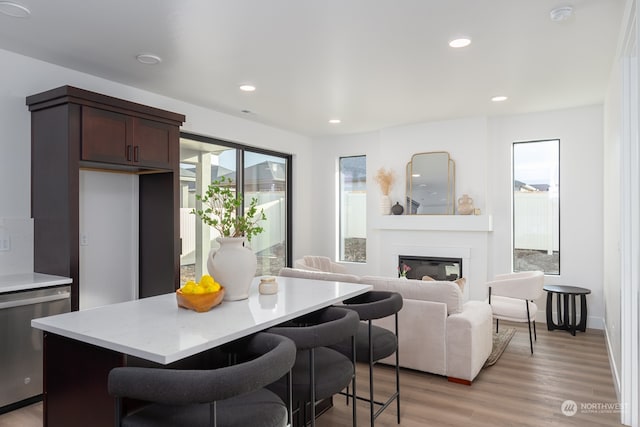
{"left": 312, "top": 117, "right": 491, "bottom": 299}
{"left": 0, "top": 48, "right": 314, "bottom": 268}
{"left": 603, "top": 53, "right": 623, "bottom": 395}
{"left": 488, "top": 105, "right": 604, "bottom": 327}
{"left": 311, "top": 107, "right": 605, "bottom": 326}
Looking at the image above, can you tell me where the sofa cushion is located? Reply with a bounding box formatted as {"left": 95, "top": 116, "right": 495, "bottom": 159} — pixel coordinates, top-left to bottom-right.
{"left": 278, "top": 267, "right": 361, "bottom": 283}
{"left": 360, "top": 276, "right": 463, "bottom": 315}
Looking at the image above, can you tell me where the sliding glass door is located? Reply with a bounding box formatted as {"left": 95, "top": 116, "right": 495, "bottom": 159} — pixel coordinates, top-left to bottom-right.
{"left": 243, "top": 152, "right": 288, "bottom": 275}
{"left": 179, "top": 134, "right": 291, "bottom": 284}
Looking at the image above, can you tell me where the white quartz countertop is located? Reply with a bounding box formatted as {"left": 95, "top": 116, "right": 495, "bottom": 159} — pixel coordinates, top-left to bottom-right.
{"left": 32, "top": 276, "right": 371, "bottom": 365}
{"left": 0, "top": 272, "right": 72, "bottom": 293}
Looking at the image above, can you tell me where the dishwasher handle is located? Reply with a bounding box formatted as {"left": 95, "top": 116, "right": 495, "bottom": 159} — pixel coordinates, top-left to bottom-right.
{"left": 0, "top": 291, "right": 71, "bottom": 310}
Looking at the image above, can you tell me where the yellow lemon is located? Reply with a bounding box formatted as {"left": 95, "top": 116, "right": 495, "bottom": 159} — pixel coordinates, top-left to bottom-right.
{"left": 181, "top": 282, "right": 195, "bottom": 294}
{"left": 200, "top": 275, "right": 215, "bottom": 287}
{"left": 202, "top": 282, "right": 220, "bottom": 294}
{"left": 192, "top": 285, "right": 205, "bottom": 294}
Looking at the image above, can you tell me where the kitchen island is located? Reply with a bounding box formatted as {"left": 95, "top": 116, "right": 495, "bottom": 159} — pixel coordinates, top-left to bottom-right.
{"left": 31, "top": 276, "right": 371, "bottom": 427}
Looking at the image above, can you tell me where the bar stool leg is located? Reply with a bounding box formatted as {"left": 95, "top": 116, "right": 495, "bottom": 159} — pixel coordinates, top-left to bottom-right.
{"left": 570, "top": 295, "right": 577, "bottom": 336}
{"left": 395, "top": 313, "right": 400, "bottom": 424}
{"left": 369, "top": 322, "right": 375, "bottom": 427}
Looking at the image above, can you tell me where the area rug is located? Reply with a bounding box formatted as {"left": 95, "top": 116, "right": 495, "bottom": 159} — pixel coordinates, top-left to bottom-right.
{"left": 483, "top": 327, "right": 516, "bottom": 367}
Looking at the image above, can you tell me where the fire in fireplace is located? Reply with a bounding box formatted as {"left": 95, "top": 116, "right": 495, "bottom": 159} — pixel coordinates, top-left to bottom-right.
{"left": 398, "top": 255, "right": 462, "bottom": 281}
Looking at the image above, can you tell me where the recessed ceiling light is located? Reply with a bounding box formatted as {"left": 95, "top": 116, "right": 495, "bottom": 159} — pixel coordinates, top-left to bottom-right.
{"left": 328, "top": 119, "right": 341, "bottom": 124}
{"left": 136, "top": 54, "right": 162, "bottom": 65}
{"left": 491, "top": 95, "right": 508, "bottom": 102}
{"left": 550, "top": 6, "right": 573, "bottom": 22}
{"left": 0, "top": 1, "right": 31, "bottom": 18}
{"left": 239, "top": 84, "right": 256, "bottom": 92}
{"left": 449, "top": 38, "right": 471, "bottom": 48}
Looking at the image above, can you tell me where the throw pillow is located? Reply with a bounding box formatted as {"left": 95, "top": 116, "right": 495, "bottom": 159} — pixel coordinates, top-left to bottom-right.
{"left": 453, "top": 277, "right": 466, "bottom": 293}
{"left": 422, "top": 275, "right": 466, "bottom": 293}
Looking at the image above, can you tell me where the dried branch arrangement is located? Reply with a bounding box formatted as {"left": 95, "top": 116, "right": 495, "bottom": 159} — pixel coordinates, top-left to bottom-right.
{"left": 374, "top": 167, "right": 395, "bottom": 195}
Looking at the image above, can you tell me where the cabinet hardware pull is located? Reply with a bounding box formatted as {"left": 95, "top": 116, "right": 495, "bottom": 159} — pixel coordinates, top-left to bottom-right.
{"left": 134, "top": 145, "right": 139, "bottom": 162}
{"left": 126, "top": 145, "right": 133, "bottom": 161}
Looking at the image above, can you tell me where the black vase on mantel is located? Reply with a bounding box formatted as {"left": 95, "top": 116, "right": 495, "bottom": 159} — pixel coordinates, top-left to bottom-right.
{"left": 391, "top": 202, "right": 404, "bottom": 215}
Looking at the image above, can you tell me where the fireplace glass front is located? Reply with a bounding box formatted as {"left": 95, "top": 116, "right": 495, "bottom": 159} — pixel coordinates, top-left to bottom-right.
{"left": 398, "top": 255, "right": 462, "bottom": 281}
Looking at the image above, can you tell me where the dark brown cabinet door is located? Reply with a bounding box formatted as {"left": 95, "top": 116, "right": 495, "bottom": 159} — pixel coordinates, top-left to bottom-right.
{"left": 81, "top": 106, "right": 132, "bottom": 165}
{"left": 133, "top": 118, "right": 174, "bottom": 169}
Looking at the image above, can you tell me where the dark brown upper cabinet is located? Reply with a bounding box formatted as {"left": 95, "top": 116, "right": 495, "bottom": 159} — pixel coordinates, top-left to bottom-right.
{"left": 81, "top": 106, "right": 175, "bottom": 169}
{"left": 27, "top": 86, "right": 185, "bottom": 310}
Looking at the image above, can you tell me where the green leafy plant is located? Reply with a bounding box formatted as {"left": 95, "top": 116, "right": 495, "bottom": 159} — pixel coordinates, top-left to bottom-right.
{"left": 191, "top": 176, "right": 266, "bottom": 242}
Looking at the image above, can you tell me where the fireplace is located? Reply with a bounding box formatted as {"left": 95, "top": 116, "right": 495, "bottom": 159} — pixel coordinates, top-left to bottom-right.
{"left": 398, "top": 255, "right": 462, "bottom": 281}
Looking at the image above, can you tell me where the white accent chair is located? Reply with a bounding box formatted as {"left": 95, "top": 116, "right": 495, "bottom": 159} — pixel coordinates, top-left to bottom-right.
{"left": 487, "top": 271, "right": 545, "bottom": 354}
{"left": 294, "top": 255, "right": 347, "bottom": 273}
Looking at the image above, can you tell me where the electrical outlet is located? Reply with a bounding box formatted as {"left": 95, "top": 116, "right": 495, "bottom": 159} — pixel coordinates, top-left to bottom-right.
{"left": 80, "top": 234, "right": 88, "bottom": 246}
{"left": 0, "top": 237, "right": 10, "bottom": 252}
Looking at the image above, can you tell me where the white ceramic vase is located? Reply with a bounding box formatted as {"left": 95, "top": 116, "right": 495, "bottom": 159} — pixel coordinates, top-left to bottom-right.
{"left": 207, "top": 237, "right": 257, "bottom": 301}
{"left": 380, "top": 194, "right": 391, "bottom": 215}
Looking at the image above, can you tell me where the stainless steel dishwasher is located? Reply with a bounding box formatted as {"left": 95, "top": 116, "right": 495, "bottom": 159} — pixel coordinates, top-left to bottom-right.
{"left": 0, "top": 285, "right": 71, "bottom": 411}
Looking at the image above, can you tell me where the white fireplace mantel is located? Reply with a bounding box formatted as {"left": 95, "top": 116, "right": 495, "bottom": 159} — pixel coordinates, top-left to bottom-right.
{"left": 372, "top": 214, "right": 493, "bottom": 232}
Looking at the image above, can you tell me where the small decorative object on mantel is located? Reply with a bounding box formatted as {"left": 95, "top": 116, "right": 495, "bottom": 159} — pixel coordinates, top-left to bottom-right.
{"left": 457, "top": 194, "right": 474, "bottom": 215}
{"left": 375, "top": 167, "right": 395, "bottom": 215}
{"left": 391, "top": 202, "right": 404, "bottom": 215}
{"left": 191, "top": 176, "right": 266, "bottom": 301}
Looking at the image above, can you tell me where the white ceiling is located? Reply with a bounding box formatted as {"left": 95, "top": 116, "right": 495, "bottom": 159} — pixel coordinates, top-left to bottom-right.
{"left": 0, "top": 0, "right": 626, "bottom": 137}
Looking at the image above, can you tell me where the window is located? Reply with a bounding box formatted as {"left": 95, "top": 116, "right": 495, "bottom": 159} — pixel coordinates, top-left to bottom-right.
{"left": 179, "top": 134, "right": 291, "bottom": 284}
{"left": 339, "top": 156, "right": 366, "bottom": 262}
{"left": 512, "top": 139, "right": 560, "bottom": 274}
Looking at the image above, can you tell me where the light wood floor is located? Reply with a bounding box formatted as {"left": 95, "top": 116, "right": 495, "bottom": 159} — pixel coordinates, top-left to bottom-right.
{"left": 0, "top": 323, "right": 622, "bottom": 427}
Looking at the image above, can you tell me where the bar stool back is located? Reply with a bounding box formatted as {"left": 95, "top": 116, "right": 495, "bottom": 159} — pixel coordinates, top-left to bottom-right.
{"left": 107, "top": 332, "right": 296, "bottom": 427}
{"left": 268, "top": 306, "right": 360, "bottom": 427}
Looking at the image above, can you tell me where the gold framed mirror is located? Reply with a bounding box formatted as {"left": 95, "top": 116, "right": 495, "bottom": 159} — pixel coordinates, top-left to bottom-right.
{"left": 406, "top": 151, "right": 455, "bottom": 214}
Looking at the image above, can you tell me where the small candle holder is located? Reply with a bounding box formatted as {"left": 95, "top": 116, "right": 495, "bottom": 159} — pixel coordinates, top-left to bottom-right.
{"left": 259, "top": 276, "right": 278, "bottom": 295}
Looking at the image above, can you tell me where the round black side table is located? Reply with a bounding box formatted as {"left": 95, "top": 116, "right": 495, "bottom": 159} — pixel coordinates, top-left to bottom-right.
{"left": 543, "top": 285, "right": 591, "bottom": 336}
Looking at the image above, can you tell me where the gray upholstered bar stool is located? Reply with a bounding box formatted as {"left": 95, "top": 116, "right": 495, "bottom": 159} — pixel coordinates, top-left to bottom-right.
{"left": 335, "top": 291, "right": 403, "bottom": 426}
{"left": 267, "top": 306, "right": 360, "bottom": 427}
{"left": 107, "top": 332, "right": 296, "bottom": 427}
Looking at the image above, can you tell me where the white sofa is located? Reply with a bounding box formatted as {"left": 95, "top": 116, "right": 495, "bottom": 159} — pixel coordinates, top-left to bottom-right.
{"left": 293, "top": 256, "right": 348, "bottom": 273}
{"left": 279, "top": 267, "right": 493, "bottom": 384}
